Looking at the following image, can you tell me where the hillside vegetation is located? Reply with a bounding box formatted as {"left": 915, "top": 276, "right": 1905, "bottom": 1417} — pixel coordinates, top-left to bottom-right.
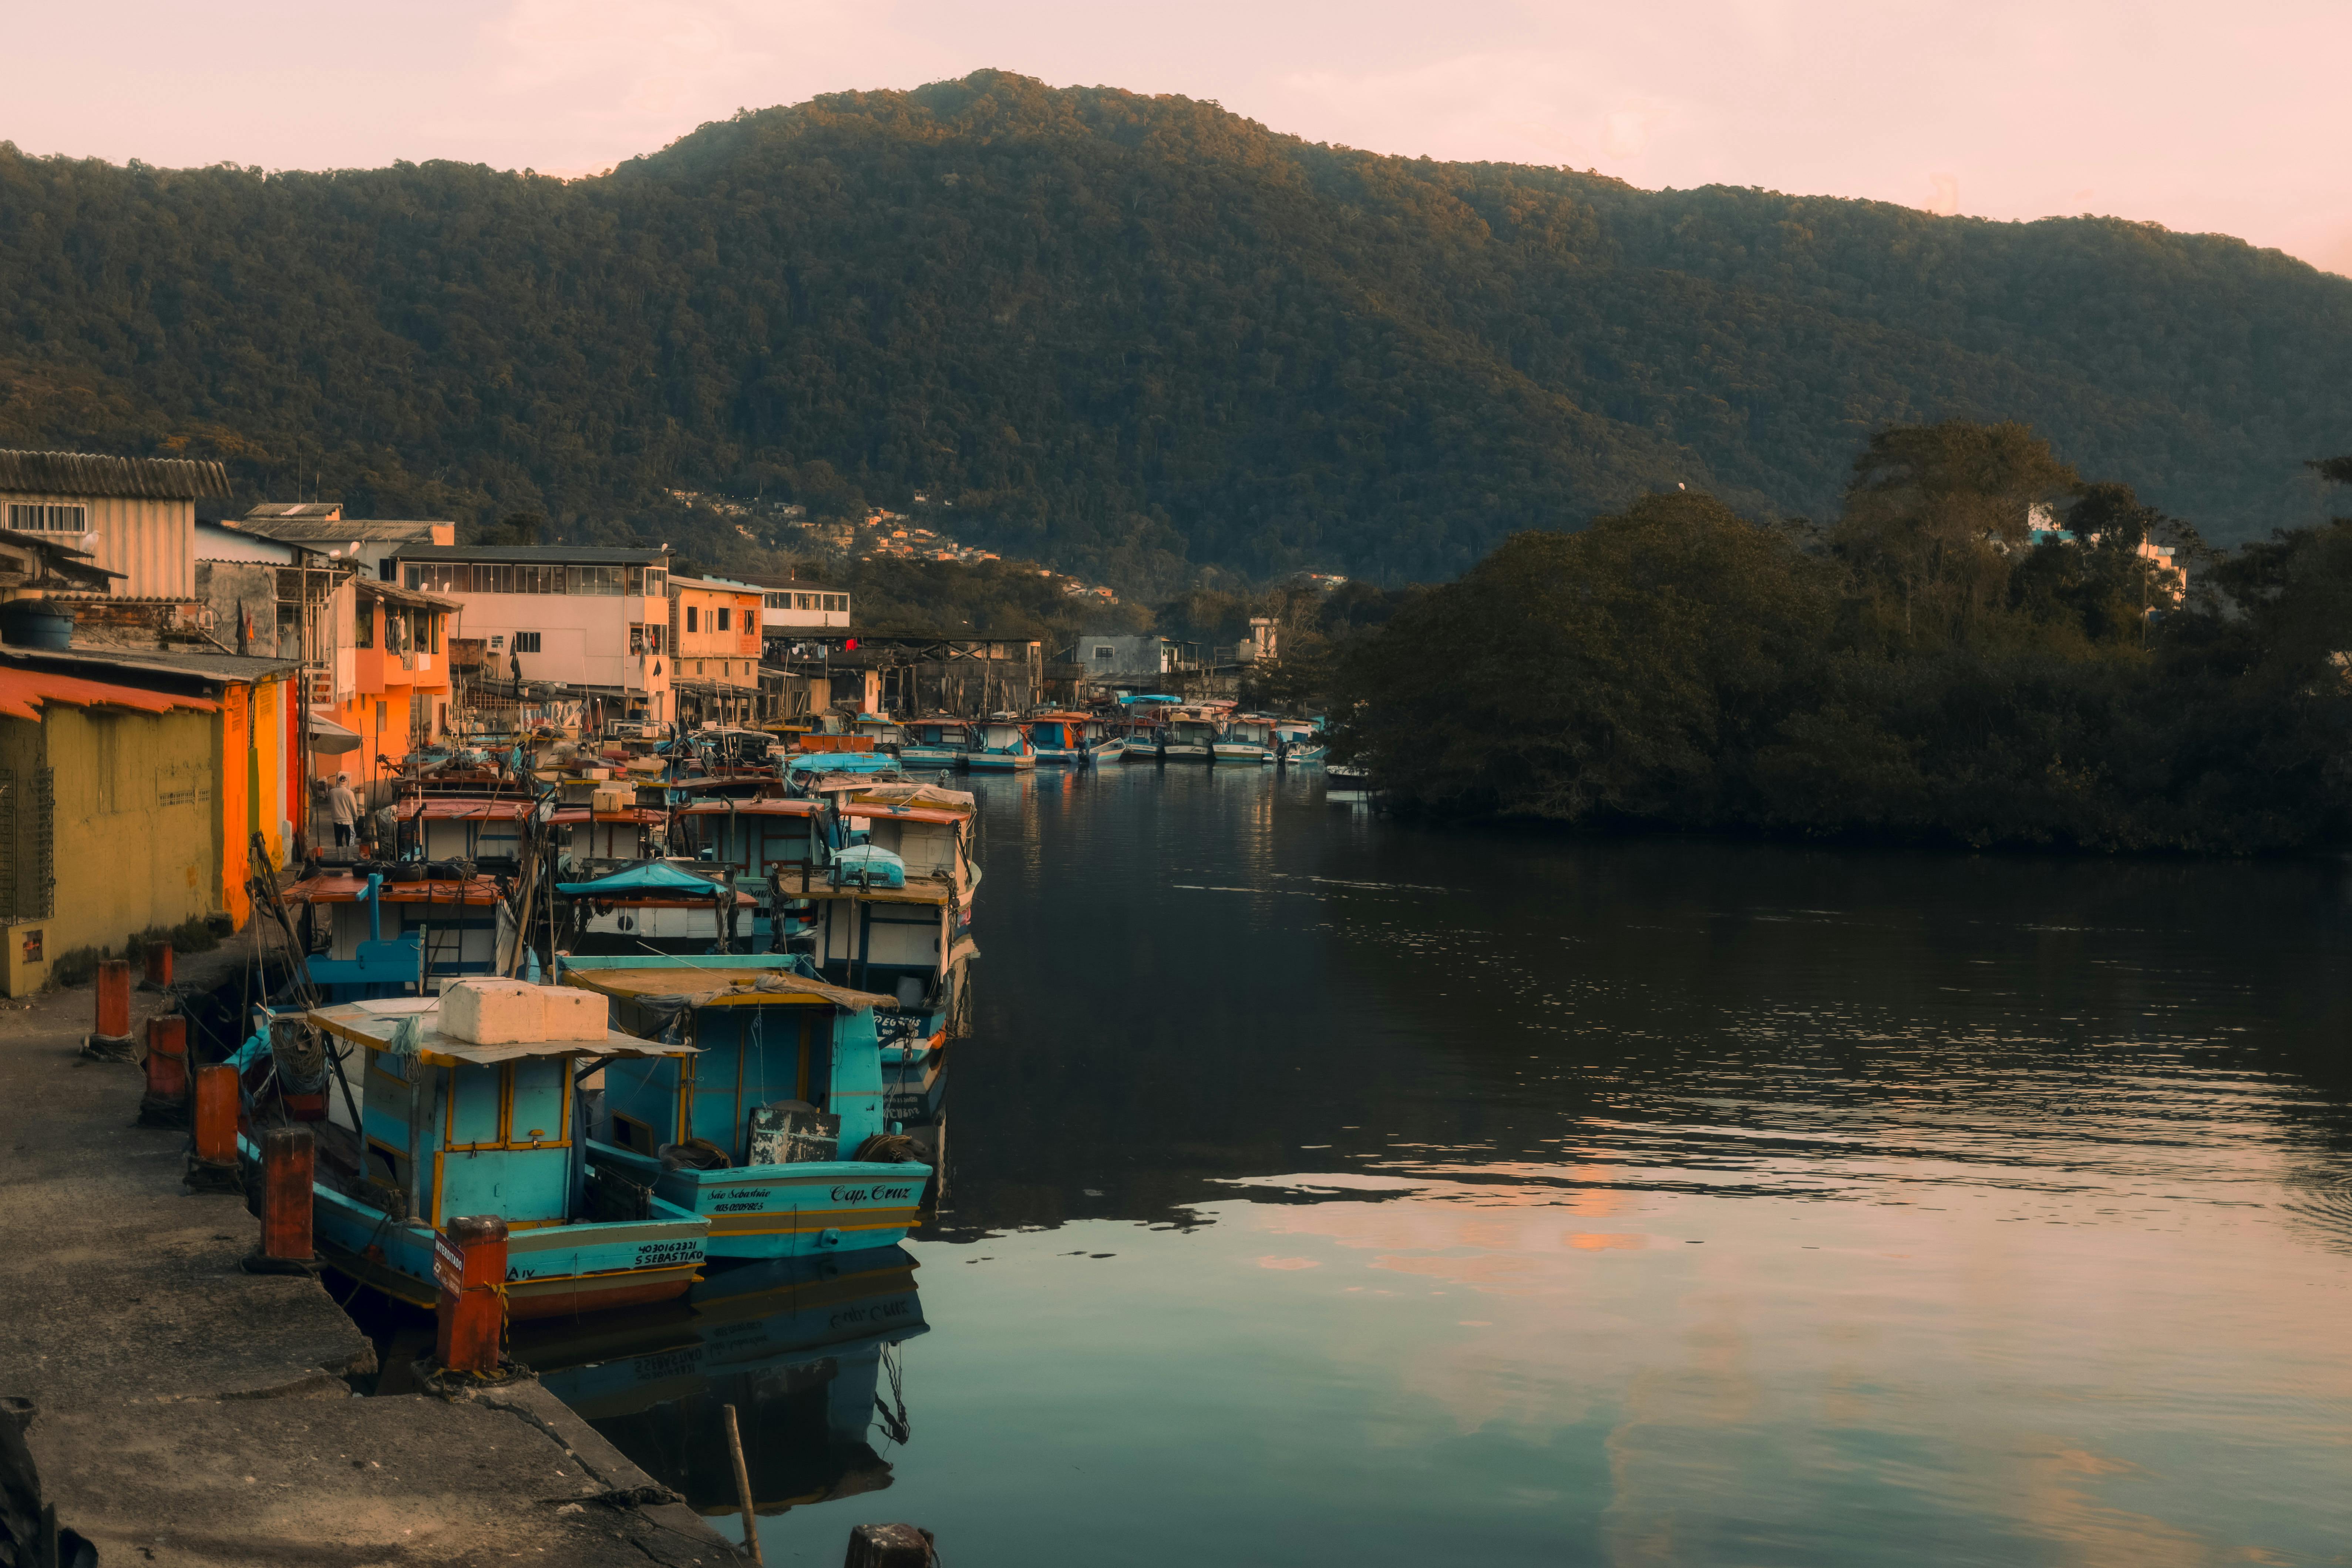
{"left": 3, "top": 71, "right": 2349, "bottom": 586}
{"left": 1338, "top": 424, "right": 2352, "bottom": 853}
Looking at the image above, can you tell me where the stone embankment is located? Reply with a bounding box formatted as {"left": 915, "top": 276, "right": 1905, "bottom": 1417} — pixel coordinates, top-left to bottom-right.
{"left": 0, "top": 938, "right": 738, "bottom": 1567}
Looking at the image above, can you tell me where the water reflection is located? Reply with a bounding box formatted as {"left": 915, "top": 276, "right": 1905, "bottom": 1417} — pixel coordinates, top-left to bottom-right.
{"left": 517, "top": 1249, "right": 926, "bottom": 1523}
{"left": 541, "top": 767, "right": 2352, "bottom": 1563}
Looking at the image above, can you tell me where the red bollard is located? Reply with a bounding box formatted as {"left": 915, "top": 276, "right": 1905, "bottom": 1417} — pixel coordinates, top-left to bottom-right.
{"left": 92, "top": 959, "right": 132, "bottom": 1045}
{"left": 242, "top": 1124, "right": 317, "bottom": 1274}
{"left": 143, "top": 1015, "right": 188, "bottom": 1098}
{"left": 186, "top": 1063, "right": 242, "bottom": 1192}
{"left": 137, "top": 1015, "right": 190, "bottom": 1128}
{"left": 142, "top": 942, "right": 174, "bottom": 990}
{"left": 434, "top": 1215, "right": 511, "bottom": 1377}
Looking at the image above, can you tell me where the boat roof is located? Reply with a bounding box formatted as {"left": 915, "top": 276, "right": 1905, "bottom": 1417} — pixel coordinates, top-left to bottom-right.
{"left": 284, "top": 873, "right": 506, "bottom": 906}
{"left": 844, "top": 782, "right": 974, "bottom": 812}
{"left": 547, "top": 805, "right": 667, "bottom": 825}
{"left": 839, "top": 801, "right": 966, "bottom": 826}
{"left": 558, "top": 961, "right": 895, "bottom": 1012}
{"left": 308, "top": 998, "right": 694, "bottom": 1066}
{"left": 675, "top": 797, "right": 822, "bottom": 817}
{"left": 395, "top": 797, "right": 536, "bottom": 822}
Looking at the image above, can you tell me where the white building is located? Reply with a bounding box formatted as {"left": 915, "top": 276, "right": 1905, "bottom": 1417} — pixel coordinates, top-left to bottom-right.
{"left": 0, "top": 448, "right": 230, "bottom": 598}
{"left": 737, "top": 574, "right": 852, "bottom": 630}
{"left": 394, "top": 544, "right": 674, "bottom": 720}
{"left": 238, "top": 504, "right": 454, "bottom": 580}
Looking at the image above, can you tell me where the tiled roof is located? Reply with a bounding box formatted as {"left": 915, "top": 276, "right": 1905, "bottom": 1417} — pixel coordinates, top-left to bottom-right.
{"left": 0, "top": 666, "right": 221, "bottom": 723}
{"left": 0, "top": 450, "right": 231, "bottom": 501}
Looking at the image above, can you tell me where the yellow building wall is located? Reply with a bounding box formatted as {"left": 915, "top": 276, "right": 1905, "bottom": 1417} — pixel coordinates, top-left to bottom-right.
{"left": 1, "top": 706, "right": 217, "bottom": 996}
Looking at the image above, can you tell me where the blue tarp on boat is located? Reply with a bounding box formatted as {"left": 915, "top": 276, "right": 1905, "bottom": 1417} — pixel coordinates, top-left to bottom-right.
{"left": 557, "top": 862, "right": 727, "bottom": 896}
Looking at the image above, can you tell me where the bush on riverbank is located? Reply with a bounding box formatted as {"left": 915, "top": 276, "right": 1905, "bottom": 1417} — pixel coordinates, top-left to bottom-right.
{"left": 1336, "top": 423, "right": 2352, "bottom": 852}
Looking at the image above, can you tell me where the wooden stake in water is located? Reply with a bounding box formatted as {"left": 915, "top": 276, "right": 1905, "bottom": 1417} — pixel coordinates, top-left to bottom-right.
{"left": 723, "top": 1402, "right": 761, "bottom": 1563}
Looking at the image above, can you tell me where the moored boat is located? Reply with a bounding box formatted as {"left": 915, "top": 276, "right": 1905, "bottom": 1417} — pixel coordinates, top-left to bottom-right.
{"left": 1274, "top": 718, "right": 1328, "bottom": 764}
{"left": 966, "top": 720, "right": 1036, "bottom": 771}
{"left": 566, "top": 953, "right": 933, "bottom": 1260}
{"left": 1027, "top": 711, "right": 1092, "bottom": 765}
{"left": 243, "top": 990, "right": 712, "bottom": 1319}
{"left": 1162, "top": 711, "right": 1223, "bottom": 762}
{"left": 896, "top": 719, "right": 973, "bottom": 769}
{"left": 1214, "top": 714, "right": 1279, "bottom": 765}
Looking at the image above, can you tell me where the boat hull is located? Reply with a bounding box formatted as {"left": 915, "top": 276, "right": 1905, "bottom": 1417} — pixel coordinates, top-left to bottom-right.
{"left": 1212, "top": 743, "right": 1275, "bottom": 764}
{"left": 309, "top": 1175, "right": 708, "bottom": 1319}
{"left": 966, "top": 753, "right": 1034, "bottom": 771}
{"left": 1162, "top": 744, "right": 1214, "bottom": 761}
{"left": 590, "top": 1144, "right": 931, "bottom": 1259}
{"left": 897, "top": 747, "right": 966, "bottom": 768}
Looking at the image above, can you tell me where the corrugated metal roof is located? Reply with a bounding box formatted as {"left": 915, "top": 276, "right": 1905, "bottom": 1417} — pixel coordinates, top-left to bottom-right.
{"left": 242, "top": 503, "right": 343, "bottom": 521}
{"left": 397, "top": 544, "right": 671, "bottom": 565}
{"left": 356, "top": 578, "right": 459, "bottom": 611}
{"left": 242, "top": 518, "right": 450, "bottom": 545}
{"left": 0, "top": 646, "right": 299, "bottom": 682}
{"left": 0, "top": 450, "right": 231, "bottom": 501}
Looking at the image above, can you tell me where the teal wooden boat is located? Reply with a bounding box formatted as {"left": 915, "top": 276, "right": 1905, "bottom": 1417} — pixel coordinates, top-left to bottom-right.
{"left": 896, "top": 719, "right": 973, "bottom": 769}
{"left": 236, "top": 997, "right": 711, "bottom": 1319}
{"left": 565, "top": 954, "right": 933, "bottom": 1260}
{"left": 966, "top": 720, "right": 1036, "bottom": 771}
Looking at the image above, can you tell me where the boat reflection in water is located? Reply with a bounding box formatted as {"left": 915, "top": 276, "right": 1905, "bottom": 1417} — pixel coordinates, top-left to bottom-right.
{"left": 516, "top": 1247, "right": 928, "bottom": 1521}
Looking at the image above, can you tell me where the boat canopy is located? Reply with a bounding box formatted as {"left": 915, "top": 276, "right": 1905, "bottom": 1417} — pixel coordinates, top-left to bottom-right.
{"left": 560, "top": 963, "right": 896, "bottom": 1012}
{"left": 396, "top": 797, "right": 536, "bottom": 822}
{"left": 557, "top": 861, "right": 729, "bottom": 898}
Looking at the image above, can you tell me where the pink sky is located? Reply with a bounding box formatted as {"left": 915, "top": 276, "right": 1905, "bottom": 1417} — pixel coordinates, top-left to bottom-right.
{"left": 9, "top": 0, "right": 2348, "bottom": 276}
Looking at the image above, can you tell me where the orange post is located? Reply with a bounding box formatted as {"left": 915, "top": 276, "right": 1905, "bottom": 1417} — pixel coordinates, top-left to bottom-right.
{"left": 243, "top": 1124, "right": 316, "bottom": 1273}
{"left": 193, "top": 1064, "right": 238, "bottom": 1164}
{"left": 142, "top": 942, "right": 174, "bottom": 989}
{"left": 434, "top": 1215, "right": 510, "bottom": 1376}
{"left": 93, "top": 959, "right": 132, "bottom": 1042}
{"left": 142, "top": 1015, "right": 189, "bottom": 1100}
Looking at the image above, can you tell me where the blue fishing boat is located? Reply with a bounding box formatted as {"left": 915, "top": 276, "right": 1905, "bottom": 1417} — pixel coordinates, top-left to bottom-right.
{"left": 1161, "top": 712, "right": 1224, "bottom": 762}
{"left": 896, "top": 719, "right": 973, "bottom": 769}
{"left": 1079, "top": 716, "right": 1126, "bottom": 764}
{"left": 1027, "top": 712, "right": 1091, "bottom": 765}
{"left": 966, "top": 720, "right": 1036, "bottom": 771}
{"left": 242, "top": 993, "right": 711, "bottom": 1319}
{"left": 1213, "top": 714, "right": 1279, "bottom": 765}
{"left": 564, "top": 953, "right": 933, "bottom": 1259}
{"left": 1273, "top": 717, "right": 1328, "bottom": 764}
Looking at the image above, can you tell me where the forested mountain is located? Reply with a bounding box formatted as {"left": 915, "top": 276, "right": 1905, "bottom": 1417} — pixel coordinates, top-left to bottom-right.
{"left": 2, "top": 70, "right": 2348, "bottom": 586}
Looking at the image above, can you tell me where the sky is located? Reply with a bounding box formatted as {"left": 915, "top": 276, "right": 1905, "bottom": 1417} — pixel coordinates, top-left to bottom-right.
{"left": 8, "top": 0, "right": 2349, "bottom": 276}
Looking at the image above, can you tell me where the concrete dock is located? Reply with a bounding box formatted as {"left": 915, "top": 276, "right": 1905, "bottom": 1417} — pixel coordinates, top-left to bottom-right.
{"left": 0, "top": 943, "right": 742, "bottom": 1567}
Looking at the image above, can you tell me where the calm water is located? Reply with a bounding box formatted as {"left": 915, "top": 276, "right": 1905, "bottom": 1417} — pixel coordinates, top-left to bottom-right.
{"left": 538, "top": 764, "right": 2352, "bottom": 1566}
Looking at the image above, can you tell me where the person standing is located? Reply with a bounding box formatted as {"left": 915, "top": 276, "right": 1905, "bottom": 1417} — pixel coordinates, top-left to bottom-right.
{"left": 328, "top": 772, "right": 359, "bottom": 849}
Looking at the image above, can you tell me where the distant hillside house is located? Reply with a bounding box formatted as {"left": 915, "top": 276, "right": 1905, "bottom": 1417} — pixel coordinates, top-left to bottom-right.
{"left": 237, "top": 504, "right": 455, "bottom": 580}
{"left": 0, "top": 449, "right": 231, "bottom": 598}
{"left": 734, "top": 574, "right": 852, "bottom": 629}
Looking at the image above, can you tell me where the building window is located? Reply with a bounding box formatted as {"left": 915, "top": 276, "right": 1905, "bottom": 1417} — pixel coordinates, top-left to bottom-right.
{"left": 629, "top": 624, "right": 645, "bottom": 654}
{"left": 825, "top": 594, "right": 848, "bottom": 613}
{"left": 1094, "top": 645, "right": 1114, "bottom": 659}
{"left": 716, "top": 607, "right": 730, "bottom": 632}
{"left": 513, "top": 632, "right": 541, "bottom": 653}
{"left": 6, "top": 504, "right": 87, "bottom": 532}
{"left": 354, "top": 601, "right": 375, "bottom": 649}
{"left": 686, "top": 606, "right": 699, "bottom": 632}
{"left": 427, "top": 612, "right": 441, "bottom": 654}
{"left": 645, "top": 569, "right": 667, "bottom": 598}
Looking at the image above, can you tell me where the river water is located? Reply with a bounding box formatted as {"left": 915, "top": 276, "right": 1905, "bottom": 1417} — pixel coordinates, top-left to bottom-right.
{"left": 539, "top": 763, "right": 2352, "bottom": 1565}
